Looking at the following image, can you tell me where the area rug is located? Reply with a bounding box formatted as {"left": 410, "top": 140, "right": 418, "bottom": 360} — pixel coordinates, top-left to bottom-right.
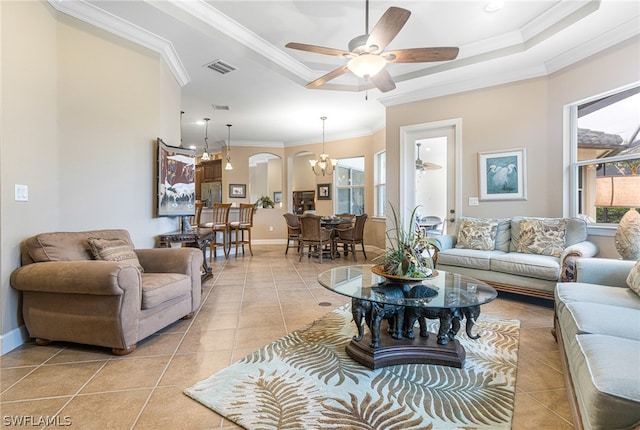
{"left": 185, "top": 305, "right": 520, "bottom": 430}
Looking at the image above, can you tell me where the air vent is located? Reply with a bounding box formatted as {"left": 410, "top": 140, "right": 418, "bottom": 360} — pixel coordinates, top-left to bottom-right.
{"left": 212, "top": 105, "right": 230, "bottom": 111}
{"left": 205, "top": 59, "right": 237, "bottom": 75}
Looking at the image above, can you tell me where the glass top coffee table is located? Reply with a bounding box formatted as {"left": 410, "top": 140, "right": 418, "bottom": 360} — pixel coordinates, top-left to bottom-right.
{"left": 317, "top": 265, "right": 497, "bottom": 369}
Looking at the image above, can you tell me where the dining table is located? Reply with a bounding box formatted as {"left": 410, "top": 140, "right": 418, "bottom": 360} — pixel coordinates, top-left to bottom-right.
{"left": 320, "top": 216, "right": 353, "bottom": 258}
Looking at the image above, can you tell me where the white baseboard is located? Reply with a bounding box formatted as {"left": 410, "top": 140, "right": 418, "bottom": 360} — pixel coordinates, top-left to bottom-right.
{"left": 1, "top": 325, "right": 29, "bottom": 355}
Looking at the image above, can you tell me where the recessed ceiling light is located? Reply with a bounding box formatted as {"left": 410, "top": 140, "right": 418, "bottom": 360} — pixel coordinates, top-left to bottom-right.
{"left": 485, "top": 1, "right": 504, "bottom": 13}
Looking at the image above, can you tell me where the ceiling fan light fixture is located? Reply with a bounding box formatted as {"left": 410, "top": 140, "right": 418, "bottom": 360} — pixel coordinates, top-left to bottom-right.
{"left": 347, "top": 54, "right": 386, "bottom": 78}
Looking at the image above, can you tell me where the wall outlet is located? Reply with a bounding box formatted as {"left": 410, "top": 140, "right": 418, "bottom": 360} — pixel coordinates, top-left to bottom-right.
{"left": 468, "top": 197, "right": 479, "bottom": 206}
{"left": 268, "top": 226, "right": 274, "bottom": 232}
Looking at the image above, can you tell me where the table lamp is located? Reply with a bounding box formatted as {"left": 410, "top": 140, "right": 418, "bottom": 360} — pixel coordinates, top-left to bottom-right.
{"left": 595, "top": 175, "right": 640, "bottom": 260}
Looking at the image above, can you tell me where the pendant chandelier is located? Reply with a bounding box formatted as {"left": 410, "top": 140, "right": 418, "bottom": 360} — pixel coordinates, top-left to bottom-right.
{"left": 225, "top": 124, "right": 233, "bottom": 170}
{"left": 310, "top": 116, "right": 337, "bottom": 176}
{"left": 201, "top": 118, "right": 211, "bottom": 161}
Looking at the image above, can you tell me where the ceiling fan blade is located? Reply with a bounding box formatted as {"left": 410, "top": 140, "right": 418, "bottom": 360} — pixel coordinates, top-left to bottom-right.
{"left": 306, "top": 66, "right": 350, "bottom": 89}
{"left": 366, "top": 7, "right": 411, "bottom": 54}
{"left": 285, "top": 42, "right": 351, "bottom": 57}
{"left": 370, "top": 68, "right": 396, "bottom": 93}
{"left": 385, "top": 47, "right": 460, "bottom": 63}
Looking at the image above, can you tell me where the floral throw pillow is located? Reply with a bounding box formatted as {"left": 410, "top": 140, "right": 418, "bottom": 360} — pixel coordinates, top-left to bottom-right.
{"left": 455, "top": 218, "right": 498, "bottom": 251}
{"left": 517, "top": 219, "right": 567, "bottom": 257}
{"left": 627, "top": 260, "right": 640, "bottom": 297}
{"left": 87, "top": 237, "right": 144, "bottom": 272}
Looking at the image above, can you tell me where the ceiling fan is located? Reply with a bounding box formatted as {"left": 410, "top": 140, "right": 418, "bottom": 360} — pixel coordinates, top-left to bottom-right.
{"left": 285, "top": 0, "right": 459, "bottom": 93}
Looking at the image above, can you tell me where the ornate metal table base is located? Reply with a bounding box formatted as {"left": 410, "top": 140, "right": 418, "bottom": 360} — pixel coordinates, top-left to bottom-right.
{"left": 346, "top": 322, "right": 466, "bottom": 369}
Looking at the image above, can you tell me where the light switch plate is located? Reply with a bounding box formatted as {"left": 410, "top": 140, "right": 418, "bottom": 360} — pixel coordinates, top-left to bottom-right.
{"left": 15, "top": 184, "right": 28, "bottom": 202}
{"left": 468, "top": 197, "right": 479, "bottom": 206}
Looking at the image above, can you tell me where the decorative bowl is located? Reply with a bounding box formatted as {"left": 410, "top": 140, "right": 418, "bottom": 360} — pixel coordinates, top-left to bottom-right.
{"left": 370, "top": 264, "right": 437, "bottom": 283}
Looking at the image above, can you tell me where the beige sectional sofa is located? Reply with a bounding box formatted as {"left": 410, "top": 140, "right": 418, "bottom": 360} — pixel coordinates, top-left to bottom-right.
{"left": 555, "top": 258, "right": 640, "bottom": 430}
{"left": 10, "top": 229, "right": 203, "bottom": 354}
{"left": 434, "top": 217, "right": 598, "bottom": 299}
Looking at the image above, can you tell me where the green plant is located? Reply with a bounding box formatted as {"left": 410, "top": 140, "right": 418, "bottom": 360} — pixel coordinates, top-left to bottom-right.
{"left": 377, "top": 205, "right": 440, "bottom": 278}
{"left": 255, "top": 195, "right": 275, "bottom": 209}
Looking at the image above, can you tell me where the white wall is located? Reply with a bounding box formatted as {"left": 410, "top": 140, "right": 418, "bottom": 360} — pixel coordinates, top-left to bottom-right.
{"left": 0, "top": 1, "right": 182, "bottom": 352}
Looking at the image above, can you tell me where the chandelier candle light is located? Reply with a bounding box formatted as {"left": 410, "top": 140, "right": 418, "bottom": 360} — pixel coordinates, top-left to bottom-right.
{"left": 201, "top": 118, "right": 211, "bottom": 161}
{"left": 310, "top": 116, "right": 337, "bottom": 176}
{"left": 225, "top": 124, "right": 233, "bottom": 170}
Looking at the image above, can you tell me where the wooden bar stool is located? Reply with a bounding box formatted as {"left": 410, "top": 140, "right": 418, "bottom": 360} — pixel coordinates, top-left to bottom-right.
{"left": 205, "top": 203, "right": 231, "bottom": 260}
{"left": 229, "top": 203, "right": 254, "bottom": 257}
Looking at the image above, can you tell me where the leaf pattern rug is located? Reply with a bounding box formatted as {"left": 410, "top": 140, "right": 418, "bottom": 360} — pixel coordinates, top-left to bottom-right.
{"left": 185, "top": 304, "right": 520, "bottom": 430}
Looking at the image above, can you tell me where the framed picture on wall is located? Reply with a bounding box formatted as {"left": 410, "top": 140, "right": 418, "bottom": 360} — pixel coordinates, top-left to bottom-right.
{"left": 478, "top": 148, "right": 527, "bottom": 201}
{"left": 273, "top": 191, "right": 282, "bottom": 203}
{"left": 229, "top": 184, "right": 246, "bottom": 198}
{"left": 156, "top": 138, "right": 196, "bottom": 217}
{"left": 317, "top": 183, "right": 331, "bottom": 200}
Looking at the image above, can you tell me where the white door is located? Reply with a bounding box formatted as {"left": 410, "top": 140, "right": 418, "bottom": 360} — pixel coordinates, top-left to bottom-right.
{"left": 400, "top": 119, "right": 461, "bottom": 234}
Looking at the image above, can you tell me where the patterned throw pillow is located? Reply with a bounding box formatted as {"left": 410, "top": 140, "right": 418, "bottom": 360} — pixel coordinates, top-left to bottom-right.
{"left": 615, "top": 209, "right": 640, "bottom": 260}
{"left": 627, "top": 260, "right": 640, "bottom": 296}
{"left": 517, "top": 219, "right": 567, "bottom": 257}
{"left": 87, "top": 237, "right": 144, "bottom": 272}
{"left": 455, "top": 218, "right": 498, "bottom": 251}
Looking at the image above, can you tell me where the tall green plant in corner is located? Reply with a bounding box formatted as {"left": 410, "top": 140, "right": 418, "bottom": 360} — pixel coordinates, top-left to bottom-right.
{"left": 378, "top": 205, "right": 440, "bottom": 278}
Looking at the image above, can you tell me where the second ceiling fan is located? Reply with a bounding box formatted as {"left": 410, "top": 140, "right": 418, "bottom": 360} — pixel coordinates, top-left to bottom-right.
{"left": 286, "top": 0, "right": 459, "bottom": 93}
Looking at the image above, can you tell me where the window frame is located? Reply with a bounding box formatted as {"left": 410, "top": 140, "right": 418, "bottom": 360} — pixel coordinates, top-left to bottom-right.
{"left": 374, "top": 150, "right": 386, "bottom": 218}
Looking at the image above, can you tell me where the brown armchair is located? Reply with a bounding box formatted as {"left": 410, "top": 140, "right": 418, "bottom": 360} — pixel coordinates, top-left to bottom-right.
{"left": 298, "top": 214, "right": 334, "bottom": 263}
{"left": 10, "top": 229, "right": 202, "bottom": 355}
{"left": 334, "top": 213, "right": 368, "bottom": 261}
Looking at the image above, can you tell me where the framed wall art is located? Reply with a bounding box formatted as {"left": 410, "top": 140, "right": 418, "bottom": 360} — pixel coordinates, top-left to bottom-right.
{"left": 273, "top": 191, "right": 282, "bottom": 203}
{"left": 478, "top": 148, "right": 527, "bottom": 201}
{"left": 317, "top": 183, "right": 331, "bottom": 200}
{"left": 157, "top": 138, "right": 196, "bottom": 217}
{"left": 229, "top": 184, "right": 246, "bottom": 198}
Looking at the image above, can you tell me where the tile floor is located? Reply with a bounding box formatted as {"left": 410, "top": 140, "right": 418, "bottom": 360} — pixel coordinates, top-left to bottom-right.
{"left": 1, "top": 245, "right": 573, "bottom": 429}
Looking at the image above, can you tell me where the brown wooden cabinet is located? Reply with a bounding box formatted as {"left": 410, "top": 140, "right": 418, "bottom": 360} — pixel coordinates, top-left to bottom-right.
{"left": 201, "top": 159, "right": 222, "bottom": 182}
{"left": 293, "top": 190, "right": 315, "bottom": 214}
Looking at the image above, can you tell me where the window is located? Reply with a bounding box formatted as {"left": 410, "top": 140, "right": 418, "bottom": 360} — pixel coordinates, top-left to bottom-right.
{"left": 335, "top": 157, "right": 365, "bottom": 215}
{"left": 570, "top": 84, "right": 640, "bottom": 225}
{"left": 375, "top": 150, "right": 386, "bottom": 217}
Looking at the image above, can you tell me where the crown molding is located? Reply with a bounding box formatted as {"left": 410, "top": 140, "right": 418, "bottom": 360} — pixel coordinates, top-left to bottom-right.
{"left": 47, "top": 0, "right": 190, "bottom": 86}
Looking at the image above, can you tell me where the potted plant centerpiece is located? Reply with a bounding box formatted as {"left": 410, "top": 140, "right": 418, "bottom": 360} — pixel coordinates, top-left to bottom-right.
{"left": 373, "top": 205, "right": 441, "bottom": 281}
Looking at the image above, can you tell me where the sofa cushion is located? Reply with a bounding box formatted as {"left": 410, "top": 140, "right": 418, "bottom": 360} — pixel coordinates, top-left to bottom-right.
{"left": 141, "top": 273, "right": 191, "bottom": 310}
{"left": 437, "top": 249, "right": 505, "bottom": 271}
{"left": 572, "top": 334, "right": 640, "bottom": 430}
{"left": 455, "top": 218, "right": 498, "bottom": 251}
{"left": 510, "top": 217, "right": 587, "bottom": 252}
{"left": 563, "top": 302, "right": 640, "bottom": 341}
{"left": 494, "top": 218, "right": 511, "bottom": 252}
{"left": 626, "top": 259, "right": 640, "bottom": 296}
{"left": 516, "top": 218, "right": 566, "bottom": 257}
{"left": 556, "top": 282, "right": 640, "bottom": 311}
{"left": 616, "top": 209, "right": 640, "bottom": 260}
{"left": 25, "top": 229, "right": 134, "bottom": 263}
{"left": 491, "top": 252, "right": 560, "bottom": 280}
{"left": 87, "top": 237, "right": 144, "bottom": 272}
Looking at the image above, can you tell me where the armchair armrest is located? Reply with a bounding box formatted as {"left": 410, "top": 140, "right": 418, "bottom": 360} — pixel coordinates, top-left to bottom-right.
{"left": 10, "top": 261, "right": 141, "bottom": 295}
{"left": 135, "top": 248, "right": 202, "bottom": 276}
{"left": 575, "top": 258, "right": 635, "bottom": 288}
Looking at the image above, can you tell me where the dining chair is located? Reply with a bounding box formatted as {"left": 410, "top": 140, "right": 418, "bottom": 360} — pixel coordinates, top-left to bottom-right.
{"left": 298, "top": 214, "right": 333, "bottom": 263}
{"left": 334, "top": 213, "right": 368, "bottom": 262}
{"left": 194, "top": 202, "right": 204, "bottom": 227}
{"left": 205, "top": 203, "right": 231, "bottom": 260}
{"left": 229, "top": 203, "right": 254, "bottom": 257}
{"left": 283, "top": 213, "right": 302, "bottom": 255}
{"left": 334, "top": 213, "right": 355, "bottom": 230}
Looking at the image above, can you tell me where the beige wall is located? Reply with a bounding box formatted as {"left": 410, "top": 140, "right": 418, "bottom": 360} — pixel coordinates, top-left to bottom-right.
{"left": 1, "top": 1, "right": 181, "bottom": 351}
{"left": 386, "top": 36, "right": 639, "bottom": 257}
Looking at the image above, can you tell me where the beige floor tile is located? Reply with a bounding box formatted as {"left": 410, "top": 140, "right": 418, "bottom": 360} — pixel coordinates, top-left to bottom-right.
{"left": 177, "top": 328, "right": 236, "bottom": 353}
{"left": 527, "top": 388, "right": 574, "bottom": 424}
{"left": 0, "top": 343, "right": 63, "bottom": 368}
{"left": 61, "top": 389, "right": 151, "bottom": 430}
{"left": 134, "top": 386, "right": 222, "bottom": 430}
{"left": 2, "top": 361, "right": 106, "bottom": 402}
{"left": 1, "top": 366, "right": 36, "bottom": 393}
{"left": 159, "top": 350, "right": 233, "bottom": 387}
{"left": 512, "top": 392, "right": 573, "bottom": 429}
{"left": 80, "top": 356, "right": 170, "bottom": 394}
{"left": 0, "top": 397, "right": 72, "bottom": 425}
